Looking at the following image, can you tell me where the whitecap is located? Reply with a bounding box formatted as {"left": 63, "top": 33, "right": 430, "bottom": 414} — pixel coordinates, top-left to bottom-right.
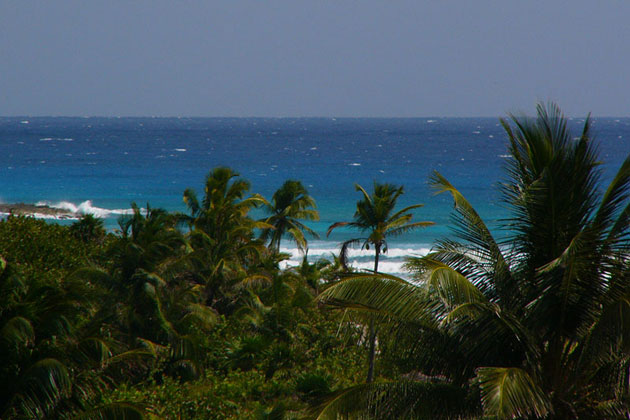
{"left": 473, "top": 131, "right": 481, "bottom": 134}
{"left": 426, "top": 119, "right": 435, "bottom": 123}
{"left": 280, "top": 246, "right": 432, "bottom": 260}
{"left": 174, "top": 148, "right": 187, "bottom": 152}
{"left": 349, "top": 163, "right": 361, "bottom": 166}
{"left": 278, "top": 243, "right": 432, "bottom": 275}
{"left": 20, "top": 120, "right": 29, "bottom": 124}
{"left": 0, "top": 211, "right": 80, "bottom": 221}
{"left": 40, "top": 137, "right": 53, "bottom": 141}
{"left": 46, "top": 200, "right": 136, "bottom": 218}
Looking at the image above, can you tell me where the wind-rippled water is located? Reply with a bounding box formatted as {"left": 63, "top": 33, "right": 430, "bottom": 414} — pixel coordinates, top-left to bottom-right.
{"left": 1, "top": 117, "right": 628, "bottom": 275}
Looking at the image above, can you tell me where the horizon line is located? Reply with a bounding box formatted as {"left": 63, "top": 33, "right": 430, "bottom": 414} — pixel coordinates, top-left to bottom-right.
{"left": 2, "top": 114, "right": 628, "bottom": 119}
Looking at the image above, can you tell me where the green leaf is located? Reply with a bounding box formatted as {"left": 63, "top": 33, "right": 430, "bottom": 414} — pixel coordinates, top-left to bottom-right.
{"left": 429, "top": 267, "right": 487, "bottom": 307}
{"left": 18, "top": 358, "right": 72, "bottom": 418}
{"left": 476, "top": 367, "right": 550, "bottom": 419}
{"left": 74, "top": 402, "right": 146, "bottom": 420}
{"left": 314, "top": 381, "right": 476, "bottom": 419}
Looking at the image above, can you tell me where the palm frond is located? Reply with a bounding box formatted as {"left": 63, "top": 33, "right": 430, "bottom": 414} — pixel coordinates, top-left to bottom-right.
{"left": 74, "top": 402, "right": 146, "bottom": 420}
{"left": 318, "top": 273, "right": 436, "bottom": 327}
{"left": 1, "top": 316, "right": 35, "bottom": 348}
{"left": 16, "top": 358, "right": 72, "bottom": 418}
{"left": 354, "top": 183, "right": 373, "bottom": 206}
{"left": 327, "top": 222, "right": 350, "bottom": 237}
{"left": 476, "top": 367, "right": 551, "bottom": 420}
{"left": 429, "top": 267, "right": 488, "bottom": 308}
{"left": 388, "top": 203, "right": 425, "bottom": 222}
{"left": 386, "top": 221, "right": 435, "bottom": 238}
{"left": 314, "top": 381, "right": 477, "bottom": 420}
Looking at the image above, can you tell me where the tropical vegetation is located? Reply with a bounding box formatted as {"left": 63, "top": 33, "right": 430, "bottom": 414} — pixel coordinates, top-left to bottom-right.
{"left": 1, "top": 103, "right": 629, "bottom": 419}
{"left": 260, "top": 179, "right": 319, "bottom": 253}
{"left": 327, "top": 182, "right": 433, "bottom": 383}
{"left": 317, "top": 103, "right": 630, "bottom": 419}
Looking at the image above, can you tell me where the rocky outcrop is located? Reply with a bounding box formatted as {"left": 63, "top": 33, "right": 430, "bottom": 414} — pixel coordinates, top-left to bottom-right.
{"left": 0, "top": 203, "right": 77, "bottom": 219}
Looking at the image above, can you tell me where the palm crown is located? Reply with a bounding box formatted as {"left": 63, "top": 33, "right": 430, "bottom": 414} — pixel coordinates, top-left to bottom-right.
{"left": 327, "top": 183, "right": 434, "bottom": 271}
{"left": 260, "top": 179, "right": 320, "bottom": 253}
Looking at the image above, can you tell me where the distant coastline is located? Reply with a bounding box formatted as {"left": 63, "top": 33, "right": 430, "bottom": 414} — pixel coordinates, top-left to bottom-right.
{"left": 0, "top": 203, "right": 77, "bottom": 219}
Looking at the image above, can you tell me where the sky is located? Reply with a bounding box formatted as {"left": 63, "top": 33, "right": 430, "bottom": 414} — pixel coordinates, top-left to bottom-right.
{"left": 1, "top": 1, "right": 630, "bottom": 117}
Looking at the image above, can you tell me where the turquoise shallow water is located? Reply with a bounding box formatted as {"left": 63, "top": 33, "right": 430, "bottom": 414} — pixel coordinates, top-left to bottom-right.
{"left": 1, "top": 117, "right": 629, "bottom": 273}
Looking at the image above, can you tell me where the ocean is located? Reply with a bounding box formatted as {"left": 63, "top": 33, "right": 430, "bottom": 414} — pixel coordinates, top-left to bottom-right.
{"left": 1, "top": 117, "right": 629, "bottom": 275}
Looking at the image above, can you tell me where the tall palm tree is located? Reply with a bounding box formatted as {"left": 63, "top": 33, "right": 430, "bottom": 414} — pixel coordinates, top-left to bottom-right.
{"left": 327, "top": 183, "right": 433, "bottom": 383}
{"left": 260, "top": 179, "right": 320, "bottom": 253}
{"left": 182, "top": 167, "right": 266, "bottom": 239}
{"left": 181, "top": 167, "right": 271, "bottom": 311}
{"left": 316, "top": 103, "right": 630, "bottom": 419}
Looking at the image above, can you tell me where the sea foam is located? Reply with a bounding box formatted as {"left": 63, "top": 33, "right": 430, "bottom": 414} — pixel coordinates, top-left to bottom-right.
{"left": 37, "top": 200, "right": 136, "bottom": 218}
{"left": 278, "top": 244, "right": 431, "bottom": 275}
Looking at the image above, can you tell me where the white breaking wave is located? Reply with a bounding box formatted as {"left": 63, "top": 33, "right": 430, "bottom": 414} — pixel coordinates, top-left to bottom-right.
{"left": 285, "top": 246, "right": 432, "bottom": 259}
{"left": 278, "top": 244, "right": 431, "bottom": 275}
{"left": 0, "top": 211, "right": 80, "bottom": 221}
{"left": 279, "top": 259, "right": 410, "bottom": 275}
{"left": 36, "top": 200, "right": 136, "bottom": 218}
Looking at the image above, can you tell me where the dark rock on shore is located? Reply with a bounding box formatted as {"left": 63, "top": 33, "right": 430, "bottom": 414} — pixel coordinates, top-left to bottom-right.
{"left": 0, "top": 203, "right": 77, "bottom": 219}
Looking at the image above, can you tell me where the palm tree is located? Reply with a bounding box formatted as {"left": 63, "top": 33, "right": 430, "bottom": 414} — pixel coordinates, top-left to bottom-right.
{"left": 327, "top": 182, "right": 434, "bottom": 383}
{"left": 182, "top": 167, "right": 266, "bottom": 238}
{"left": 260, "top": 179, "right": 320, "bottom": 253}
{"left": 181, "top": 167, "right": 271, "bottom": 311}
{"left": 69, "top": 213, "right": 105, "bottom": 243}
{"left": 316, "top": 103, "right": 630, "bottom": 419}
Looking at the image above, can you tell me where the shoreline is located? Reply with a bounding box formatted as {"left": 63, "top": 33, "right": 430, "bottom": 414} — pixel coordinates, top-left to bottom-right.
{"left": 0, "top": 203, "right": 78, "bottom": 219}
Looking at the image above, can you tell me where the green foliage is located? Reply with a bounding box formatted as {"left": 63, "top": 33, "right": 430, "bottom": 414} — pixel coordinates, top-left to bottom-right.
{"left": 70, "top": 214, "right": 106, "bottom": 243}
{"left": 180, "top": 167, "right": 271, "bottom": 313}
{"left": 0, "top": 171, "right": 369, "bottom": 418}
{"left": 0, "top": 215, "right": 96, "bottom": 278}
{"left": 260, "top": 179, "right": 320, "bottom": 252}
{"left": 295, "top": 373, "right": 333, "bottom": 402}
{"left": 316, "top": 103, "right": 630, "bottom": 419}
{"left": 327, "top": 183, "right": 433, "bottom": 383}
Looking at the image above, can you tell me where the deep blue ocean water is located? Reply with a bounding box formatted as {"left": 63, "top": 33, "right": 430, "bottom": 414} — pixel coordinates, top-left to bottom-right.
{"left": 1, "top": 117, "right": 629, "bottom": 273}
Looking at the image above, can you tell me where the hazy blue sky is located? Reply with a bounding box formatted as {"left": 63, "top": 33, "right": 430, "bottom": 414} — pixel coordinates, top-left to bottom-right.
{"left": 2, "top": 1, "right": 629, "bottom": 117}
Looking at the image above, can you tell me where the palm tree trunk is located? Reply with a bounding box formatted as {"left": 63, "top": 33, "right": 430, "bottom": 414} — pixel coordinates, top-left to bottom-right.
{"left": 366, "top": 243, "right": 380, "bottom": 383}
